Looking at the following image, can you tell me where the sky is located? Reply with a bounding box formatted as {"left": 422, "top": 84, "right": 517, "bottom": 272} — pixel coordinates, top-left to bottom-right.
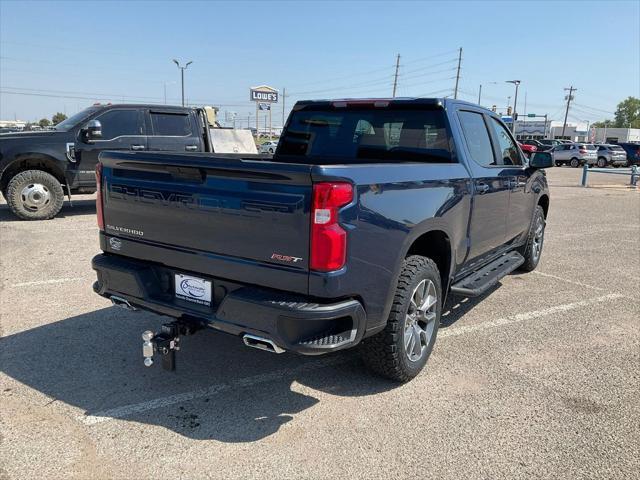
{"left": 1, "top": 0, "right": 639, "bottom": 127}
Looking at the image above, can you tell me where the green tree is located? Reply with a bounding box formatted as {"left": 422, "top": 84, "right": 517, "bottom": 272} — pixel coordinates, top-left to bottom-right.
{"left": 591, "top": 119, "right": 614, "bottom": 128}
{"left": 38, "top": 118, "right": 51, "bottom": 128}
{"left": 614, "top": 96, "right": 640, "bottom": 128}
{"left": 51, "top": 112, "right": 67, "bottom": 125}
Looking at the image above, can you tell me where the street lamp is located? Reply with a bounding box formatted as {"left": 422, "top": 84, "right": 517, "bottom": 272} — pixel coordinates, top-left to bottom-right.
{"left": 173, "top": 59, "right": 193, "bottom": 107}
{"left": 506, "top": 80, "right": 521, "bottom": 133}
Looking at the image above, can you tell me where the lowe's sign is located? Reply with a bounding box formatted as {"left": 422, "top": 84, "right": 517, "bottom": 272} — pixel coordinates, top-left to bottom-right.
{"left": 250, "top": 85, "right": 279, "bottom": 103}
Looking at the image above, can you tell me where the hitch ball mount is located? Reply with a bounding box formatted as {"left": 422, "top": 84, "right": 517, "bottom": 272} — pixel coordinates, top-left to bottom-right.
{"left": 142, "top": 320, "right": 203, "bottom": 371}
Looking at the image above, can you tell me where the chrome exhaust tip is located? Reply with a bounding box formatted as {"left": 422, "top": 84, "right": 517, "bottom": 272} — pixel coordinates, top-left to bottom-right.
{"left": 110, "top": 295, "right": 137, "bottom": 311}
{"left": 242, "top": 334, "right": 285, "bottom": 354}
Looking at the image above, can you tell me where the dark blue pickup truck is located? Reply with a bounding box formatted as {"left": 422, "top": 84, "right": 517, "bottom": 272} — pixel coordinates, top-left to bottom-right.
{"left": 92, "top": 98, "right": 553, "bottom": 382}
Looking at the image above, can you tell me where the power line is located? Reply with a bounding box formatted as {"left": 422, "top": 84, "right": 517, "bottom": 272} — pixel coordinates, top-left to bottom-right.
{"left": 572, "top": 103, "right": 616, "bottom": 115}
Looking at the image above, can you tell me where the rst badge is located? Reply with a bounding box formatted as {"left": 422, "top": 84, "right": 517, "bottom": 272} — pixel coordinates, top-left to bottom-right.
{"left": 271, "top": 253, "right": 303, "bottom": 264}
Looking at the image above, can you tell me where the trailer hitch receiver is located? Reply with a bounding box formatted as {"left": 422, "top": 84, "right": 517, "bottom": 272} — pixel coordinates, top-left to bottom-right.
{"left": 141, "top": 320, "right": 203, "bottom": 371}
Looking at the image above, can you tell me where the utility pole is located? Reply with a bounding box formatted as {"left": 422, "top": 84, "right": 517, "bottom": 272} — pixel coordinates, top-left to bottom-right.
{"left": 478, "top": 84, "right": 482, "bottom": 105}
{"left": 282, "top": 87, "right": 286, "bottom": 126}
{"left": 392, "top": 54, "right": 400, "bottom": 98}
{"left": 173, "top": 59, "right": 193, "bottom": 107}
{"left": 562, "top": 86, "right": 576, "bottom": 138}
{"left": 453, "top": 47, "right": 462, "bottom": 99}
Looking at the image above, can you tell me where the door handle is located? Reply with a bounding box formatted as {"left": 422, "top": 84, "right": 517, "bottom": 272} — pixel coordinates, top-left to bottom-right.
{"left": 476, "top": 183, "right": 490, "bottom": 194}
{"left": 185, "top": 145, "right": 198, "bottom": 152}
{"left": 130, "top": 144, "right": 145, "bottom": 151}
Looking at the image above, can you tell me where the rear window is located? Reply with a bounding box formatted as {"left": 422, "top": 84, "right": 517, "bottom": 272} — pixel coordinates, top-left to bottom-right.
{"left": 583, "top": 144, "right": 597, "bottom": 150}
{"left": 611, "top": 145, "right": 625, "bottom": 151}
{"left": 150, "top": 112, "right": 192, "bottom": 136}
{"left": 278, "top": 106, "right": 453, "bottom": 164}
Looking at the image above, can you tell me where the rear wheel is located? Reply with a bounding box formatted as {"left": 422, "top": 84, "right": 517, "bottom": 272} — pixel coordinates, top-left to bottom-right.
{"left": 361, "top": 256, "right": 441, "bottom": 382}
{"left": 6, "top": 170, "right": 65, "bottom": 220}
{"left": 518, "top": 205, "right": 545, "bottom": 272}
{"left": 570, "top": 158, "right": 580, "bottom": 168}
{"left": 597, "top": 157, "right": 607, "bottom": 168}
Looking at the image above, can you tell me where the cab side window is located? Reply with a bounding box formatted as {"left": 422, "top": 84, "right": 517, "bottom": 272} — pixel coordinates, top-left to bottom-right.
{"left": 458, "top": 111, "right": 496, "bottom": 167}
{"left": 488, "top": 117, "right": 522, "bottom": 166}
{"left": 150, "top": 112, "right": 192, "bottom": 136}
{"left": 95, "top": 109, "right": 142, "bottom": 140}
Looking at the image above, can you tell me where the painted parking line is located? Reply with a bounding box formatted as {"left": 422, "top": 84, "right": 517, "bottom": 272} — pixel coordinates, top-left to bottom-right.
{"left": 9, "top": 277, "right": 85, "bottom": 288}
{"left": 438, "top": 293, "right": 623, "bottom": 339}
{"left": 79, "top": 355, "right": 347, "bottom": 425}
{"left": 531, "top": 270, "right": 605, "bottom": 291}
{"left": 77, "top": 292, "right": 624, "bottom": 426}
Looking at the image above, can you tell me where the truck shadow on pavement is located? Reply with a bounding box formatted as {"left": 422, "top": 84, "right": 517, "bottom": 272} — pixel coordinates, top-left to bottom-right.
{"left": 1, "top": 292, "right": 489, "bottom": 442}
{"left": 0, "top": 199, "right": 96, "bottom": 222}
{"left": 1, "top": 306, "right": 391, "bottom": 442}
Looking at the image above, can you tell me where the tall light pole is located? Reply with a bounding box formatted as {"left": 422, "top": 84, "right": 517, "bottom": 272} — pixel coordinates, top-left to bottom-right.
{"left": 506, "top": 80, "right": 521, "bottom": 133}
{"left": 173, "top": 59, "right": 193, "bottom": 107}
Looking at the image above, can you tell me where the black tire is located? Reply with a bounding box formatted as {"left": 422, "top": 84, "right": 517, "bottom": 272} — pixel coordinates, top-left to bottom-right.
{"left": 361, "top": 255, "right": 441, "bottom": 382}
{"left": 555, "top": 161, "right": 562, "bottom": 167}
{"left": 268, "top": 148, "right": 274, "bottom": 154}
{"left": 518, "top": 205, "right": 545, "bottom": 272}
{"left": 570, "top": 158, "right": 580, "bottom": 168}
{"left": 6, "top": 170, "right": 64, "bottom": 220}
{"left": 597, "top": 157, "right": 607, "bottom": 168}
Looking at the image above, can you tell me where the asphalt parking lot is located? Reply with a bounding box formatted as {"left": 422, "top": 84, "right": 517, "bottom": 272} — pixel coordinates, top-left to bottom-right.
{"left": 1, "top": 166, "right": 638, "bottom": 480}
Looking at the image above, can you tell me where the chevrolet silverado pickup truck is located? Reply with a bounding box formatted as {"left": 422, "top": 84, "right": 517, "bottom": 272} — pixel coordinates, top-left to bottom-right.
{"left": 0, "top": 104, "right": 256, "bottom": 220}
{"left": 92, "top": 98, "right": 553, "bottom": 382}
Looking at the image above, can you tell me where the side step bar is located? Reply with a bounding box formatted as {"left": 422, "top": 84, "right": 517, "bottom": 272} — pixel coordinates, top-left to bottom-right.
{"left": 450, "top": 251, "right": 524, "bottom": 297}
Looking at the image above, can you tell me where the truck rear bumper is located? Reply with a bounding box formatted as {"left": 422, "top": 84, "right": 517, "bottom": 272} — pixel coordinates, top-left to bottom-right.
{"left": 92, "top": 253, "right": 366, "bottom": 355}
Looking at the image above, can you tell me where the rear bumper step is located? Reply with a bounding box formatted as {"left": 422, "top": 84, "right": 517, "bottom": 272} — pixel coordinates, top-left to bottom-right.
{"left": 450, "top": 251, "right": 524, "bottom": 297}
{"left": 92, "top": 253, "right": 366, "bottom": 355}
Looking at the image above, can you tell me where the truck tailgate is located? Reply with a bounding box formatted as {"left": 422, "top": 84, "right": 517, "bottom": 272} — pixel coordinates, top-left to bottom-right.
{"left": 99, "top": 151, "right": 313, "bottom": 290}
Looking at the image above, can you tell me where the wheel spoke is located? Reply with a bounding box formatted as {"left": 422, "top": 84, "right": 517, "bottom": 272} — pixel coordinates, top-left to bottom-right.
{"left": 404, "top": 322, "right": 413, "bottom": 350}
{"left": 412, "top": 324, "right": 422, "bottom": 357}
{"left": 407, "top": 327, "right": 416, "bottom": 355}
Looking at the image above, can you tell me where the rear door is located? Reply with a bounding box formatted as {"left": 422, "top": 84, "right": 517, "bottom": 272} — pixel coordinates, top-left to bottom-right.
{"left": 146, "top": 110, "right": 204, "bottom": 153}
{"left": 75, "top": 108, "right": 146, "bottom": 185}
{"left": 486, "top": 116, "right": 532, "bottom": 245}
{"left": 456, "top": 109, "right": 510, "bottom": 269}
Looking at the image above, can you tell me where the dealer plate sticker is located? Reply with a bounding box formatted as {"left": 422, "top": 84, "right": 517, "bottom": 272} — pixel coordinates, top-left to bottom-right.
{"left": 175, "top": 274, "right": 212, "bottom": 306}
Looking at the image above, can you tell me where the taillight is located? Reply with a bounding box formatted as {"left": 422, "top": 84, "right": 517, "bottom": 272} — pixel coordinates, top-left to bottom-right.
{"left": 95, "top": 162, "right": 104, "bottom": 230}
{"left": 310, "top": 182, "right": 353, "bottom": 272}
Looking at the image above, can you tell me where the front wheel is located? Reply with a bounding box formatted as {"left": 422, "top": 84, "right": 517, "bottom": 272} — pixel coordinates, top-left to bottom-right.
{"left": 6, "top": 170, "right": 65, "bottom": 220}
{"left": 518, "top": 205, "right": 546, "bottom": 272}
{"left": 597, "top": 157, "right": 607, "bottom": 168}
{"left": 361, "top": 256, "right": 441, "bottom": 382}
{"left": 570, "top": 158, "right": 580, "bottom": 168}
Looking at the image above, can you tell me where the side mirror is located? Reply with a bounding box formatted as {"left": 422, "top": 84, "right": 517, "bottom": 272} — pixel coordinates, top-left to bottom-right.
{"left": 83, "top": 120, "right": 102, "bottom": 141}
{"left": 529, "top": 151, "right": 553, "bottom": 169}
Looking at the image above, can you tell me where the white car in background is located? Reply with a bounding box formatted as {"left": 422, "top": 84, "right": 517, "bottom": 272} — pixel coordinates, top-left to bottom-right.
{"left": 258, "top": 141, "right": 279, "bottom": 154}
